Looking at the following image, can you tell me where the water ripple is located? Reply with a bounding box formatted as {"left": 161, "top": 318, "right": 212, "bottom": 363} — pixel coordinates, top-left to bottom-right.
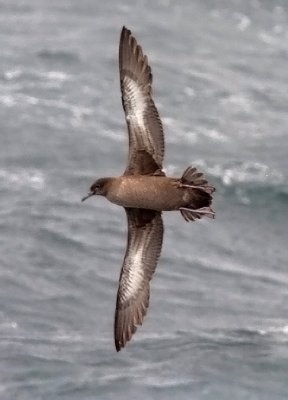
{"left": 0, "top": 168, "right": 45, "bottom": 190}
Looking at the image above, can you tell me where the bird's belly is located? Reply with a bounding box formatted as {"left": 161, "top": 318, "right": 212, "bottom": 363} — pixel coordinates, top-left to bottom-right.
{"left": 107, "top": 177, "right": 181, "bottom": 211}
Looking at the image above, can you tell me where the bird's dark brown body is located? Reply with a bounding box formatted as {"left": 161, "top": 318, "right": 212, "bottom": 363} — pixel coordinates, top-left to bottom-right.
{"left": 100, "top": 175, "right": 211, "bottom": 212}
{"left": 82, "top": 26, "right": 215, "bottom": 351}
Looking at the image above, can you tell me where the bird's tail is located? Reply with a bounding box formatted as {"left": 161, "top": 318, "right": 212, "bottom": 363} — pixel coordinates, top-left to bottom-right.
{"left": 179, "top": 166, "right": 215, "bottom": 222}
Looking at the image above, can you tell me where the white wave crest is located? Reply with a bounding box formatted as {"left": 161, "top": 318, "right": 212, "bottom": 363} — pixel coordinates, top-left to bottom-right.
{"left": 4, "top": 68, "right": 71, "bottom": 82}
{"left": 257, "top": 325, "right": 288, "bottom": 337}
{"left": 0, "top": 169, "right": 45, "bottom": 190}
{"left": 193, "top": 160, "right": 283, "bottom": 186}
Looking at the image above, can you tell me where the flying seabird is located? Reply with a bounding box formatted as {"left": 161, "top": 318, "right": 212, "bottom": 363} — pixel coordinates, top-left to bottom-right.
{"left": 82, "top": 26, "right": 215, "bottom": 351}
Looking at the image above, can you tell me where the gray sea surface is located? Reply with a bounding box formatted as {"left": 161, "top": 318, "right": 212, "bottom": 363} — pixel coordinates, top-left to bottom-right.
{"left": 1, "top": 0, "right": 288, "bottom": 399}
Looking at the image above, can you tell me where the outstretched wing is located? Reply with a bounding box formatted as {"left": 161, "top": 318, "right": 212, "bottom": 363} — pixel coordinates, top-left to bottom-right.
{"left": 114, "top": 208, "right": 164, "bottom": 351}
{"left": 119, "top": 26, "right": 165, "bottom": 176}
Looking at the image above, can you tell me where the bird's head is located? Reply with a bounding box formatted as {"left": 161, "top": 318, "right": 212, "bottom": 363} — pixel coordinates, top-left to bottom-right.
{"left": 81, "top": 177, "right": 111, "bottom": 202}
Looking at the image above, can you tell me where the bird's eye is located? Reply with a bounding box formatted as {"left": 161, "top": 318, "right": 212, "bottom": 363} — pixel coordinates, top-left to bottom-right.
{"left": 92, "top": 183, "right": 100, "bottom": 190}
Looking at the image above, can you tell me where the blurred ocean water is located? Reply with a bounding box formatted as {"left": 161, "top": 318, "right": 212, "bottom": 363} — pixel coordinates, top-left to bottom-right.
{"left": 0, "top": 0, "right": 288, "bottom": 399}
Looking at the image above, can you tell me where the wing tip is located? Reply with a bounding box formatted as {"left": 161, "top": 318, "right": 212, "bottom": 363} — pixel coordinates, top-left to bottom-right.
{"left": 115, "top": 339, "right": 122, "bottom": 352}
{"left": 120, "top": 26, "right": 131, "bottom": 42}
{"left": 114, "top": 316, "right": 137, "bottom": 352}
{"left": 119, "top": 25, "right": 149, "bottom": 73}
{"left": 114, "top": 330, "right": 132, "bottom": 353}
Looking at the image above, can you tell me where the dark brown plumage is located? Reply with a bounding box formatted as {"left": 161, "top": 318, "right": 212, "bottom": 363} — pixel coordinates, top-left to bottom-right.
{"left": 119, "top": 26, "right": 164, "bottom": 175}
{"left": 114, "top": 209, "right": 163, "bottom": 351}
{"left": 82, "top": 26, "right": 215, "bottom": 351}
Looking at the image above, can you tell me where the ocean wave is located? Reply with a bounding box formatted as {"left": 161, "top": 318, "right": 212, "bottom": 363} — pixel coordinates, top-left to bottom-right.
{"left": 193, "top": 159, "right": 284, "bottom": 187}
{"left": 37, "top": 49, "right": 80, "bottom": 63}
{"left": 210, "top": 9, "right": 251, "bottom": 32}
{"left": 203, "top": 325, "right": 288, "bottom": 345}
{"left": 162, "top": 117, "right": 229, "bottom": 144}
{"left": 3, "top": 69, "right": 22, "bottom": 80}
{"left": 234, "top": 12, "right": 251, "bottom": 32}
{"left": 223, "top": 325, "right": 288, "bottom": 344}
{"left": 0, "top": 169, "right": 45, "bottom": 190}
{"left": 0, "top": 93, "right": 40, "bottom": 107}
{"left": 197, "top": 126, "right": 229, "bottom": 142}
{"left": 2, "top": 68, "right": 73, "bottom": 92}
{"left": 0, "top": 91, "right": 93, "bottom": 127}
{"left": 3, "top": 68, "right": 72, "bottom": 83}
{"left": 0, "top": 320, "right": 18, "bottom": 330}
{"left": 162, "top": 117, "right": 198, "bottom": 144}
{"left": 220, "top": 93, "right": 253, "bottom": 113}
{"left": 0, "top": 94, "right": 16, "bottom": 107}
{"left": 257, "top": 325, "right": 288, "bottom": 337}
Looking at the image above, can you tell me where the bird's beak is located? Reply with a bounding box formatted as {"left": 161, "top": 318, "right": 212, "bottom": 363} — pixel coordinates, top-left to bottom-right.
{"left": 81, "top": 192, "right": 94, "bottom": 202}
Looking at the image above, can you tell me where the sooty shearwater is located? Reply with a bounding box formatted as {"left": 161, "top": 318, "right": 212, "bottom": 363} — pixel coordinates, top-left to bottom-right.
{"left": 82, "top": 26, "right": 215, "bottom": 351}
